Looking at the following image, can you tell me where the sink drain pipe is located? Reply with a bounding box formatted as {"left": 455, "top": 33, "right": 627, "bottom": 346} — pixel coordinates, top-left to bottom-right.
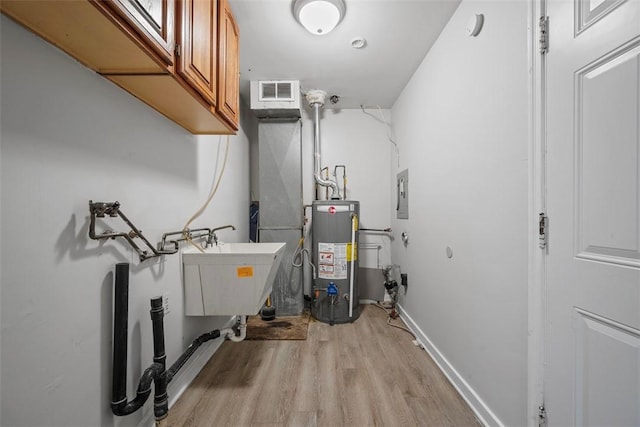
{"left": 111, "top": 263, "right": 243, "bottom": 423}
{"left": 111, "top": 263, "right": 166, "bottom": 418}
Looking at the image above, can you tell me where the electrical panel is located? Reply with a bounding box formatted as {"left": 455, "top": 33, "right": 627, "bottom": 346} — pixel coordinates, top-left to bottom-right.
{"left": 397, "top": 169, "right": 409, "bottom": 219}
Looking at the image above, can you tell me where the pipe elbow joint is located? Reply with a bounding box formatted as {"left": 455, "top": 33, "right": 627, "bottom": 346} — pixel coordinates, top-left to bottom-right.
{"left": 110, "top": 399, "right": 128, "bottom": 416}
{"left": 226, "top": 315, "right": 247, "bottom": 342}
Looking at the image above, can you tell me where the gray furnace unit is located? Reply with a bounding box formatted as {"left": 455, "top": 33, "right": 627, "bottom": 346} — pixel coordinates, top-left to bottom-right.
{"left": 312, "top": 200, "right": 360, "bottom": 324}
{"left": 258, "top": 119, "right": 304, "bottom": 315}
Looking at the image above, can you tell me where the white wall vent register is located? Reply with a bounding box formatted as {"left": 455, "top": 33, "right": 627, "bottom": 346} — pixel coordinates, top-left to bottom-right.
{"left": 258, "top": 81, "right": 294, "bottom": 101}
{"left": 250, "top": 80, "right": 301, "bottom": 118}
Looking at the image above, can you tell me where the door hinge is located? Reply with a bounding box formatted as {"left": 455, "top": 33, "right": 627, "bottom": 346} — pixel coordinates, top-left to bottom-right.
{"left": 175, "top": 44, "right": 181, "bottom": 57}
{"left": 538, "top": 404, "right": 547, "bottom": 427}
{"left": 539, "top": 16, "right": 549, "bottom": 54}
{"left": 539, "top": 213, "right": 548, "bottom": 249}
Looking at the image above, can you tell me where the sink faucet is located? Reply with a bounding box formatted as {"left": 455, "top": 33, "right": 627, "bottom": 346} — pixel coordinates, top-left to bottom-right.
{"left": 208, "top": 225, "right": 236, "bottom": 247}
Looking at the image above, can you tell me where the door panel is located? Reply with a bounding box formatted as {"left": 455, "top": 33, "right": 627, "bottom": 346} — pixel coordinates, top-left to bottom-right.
{"left": 544, "top": 0, "right": 640, "bottom": 425}
{"left": 575, "top": 0, "right": 626, "bottom": 34}
{"left": 218, "top": 0, "right": 240, "bottom": 128}
{"left": 573, "top": 308, "right": 640, "bottom": 426}
{"left": 576, "top": 39, "right": 640, "bottom": 267}
{"left": 178, "top": 0, "right": 217, "bottom": 106}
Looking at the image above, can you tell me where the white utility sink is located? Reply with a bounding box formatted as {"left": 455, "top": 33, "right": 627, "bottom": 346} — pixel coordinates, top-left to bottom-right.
{"left": 182, "top": 242, "right": 286, "bottom": 316}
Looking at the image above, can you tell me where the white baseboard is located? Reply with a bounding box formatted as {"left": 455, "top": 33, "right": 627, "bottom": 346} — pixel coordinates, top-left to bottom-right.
{"left": 138, "top": 316, "right": 236, "bottom": 427}
{"left": 396, "top": 304, "right": 504, "bottom": 427}
{"left": 165, "top": 334, "right": 227, "bottom": 408}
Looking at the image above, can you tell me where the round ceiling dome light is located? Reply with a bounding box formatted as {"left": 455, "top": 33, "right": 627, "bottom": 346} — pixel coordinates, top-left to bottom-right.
{"left": 293, "top": 0, "right": 346, "bottom": 35}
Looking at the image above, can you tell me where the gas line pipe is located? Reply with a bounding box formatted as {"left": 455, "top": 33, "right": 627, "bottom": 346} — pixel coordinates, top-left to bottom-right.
{"left": 349, "top": 213, "right": 358, "bottom": 318}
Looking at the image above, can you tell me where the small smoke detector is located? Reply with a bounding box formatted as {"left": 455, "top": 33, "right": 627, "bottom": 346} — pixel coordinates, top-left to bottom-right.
{"left": 351, "top": 37, "right": 367, "bottom": 49}
{"left": 466, "top": 14, "right": 484, "bottom": 37}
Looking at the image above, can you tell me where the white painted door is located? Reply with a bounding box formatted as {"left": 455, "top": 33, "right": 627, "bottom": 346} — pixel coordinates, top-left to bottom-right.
{"left": 544, "top": 0, "right": 640, "bottom": 425}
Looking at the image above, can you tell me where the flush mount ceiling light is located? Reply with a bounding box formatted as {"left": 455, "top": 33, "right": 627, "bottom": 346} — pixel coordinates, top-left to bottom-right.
{"left": 293, "top": 0, "right": 346, "bottom": 35}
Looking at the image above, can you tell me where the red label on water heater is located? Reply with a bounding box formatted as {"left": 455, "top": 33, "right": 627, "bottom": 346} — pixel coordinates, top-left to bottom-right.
{"left": 317, "top": 204, "right": 350, "bottom": 213}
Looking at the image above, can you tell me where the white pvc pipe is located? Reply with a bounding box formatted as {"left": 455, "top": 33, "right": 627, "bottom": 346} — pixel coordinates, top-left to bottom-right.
{"left": 220, "top": 327, "right": 234, "bottom": 338}
{"left": 349, "top": 214, "right": 357, "bottom": 318}
{"left": 222, "top": 315, "right": 247, "bottom": 342}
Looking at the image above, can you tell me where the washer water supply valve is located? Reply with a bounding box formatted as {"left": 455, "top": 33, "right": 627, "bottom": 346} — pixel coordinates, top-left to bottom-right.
{"left": 88, "top": 200, "right": 235, "bottom": 261}
{"left": 401, "top": 273, "right": 408, "bottom": 290}
{"left": 382, "top": 266, "right": 401, "bottom": 319}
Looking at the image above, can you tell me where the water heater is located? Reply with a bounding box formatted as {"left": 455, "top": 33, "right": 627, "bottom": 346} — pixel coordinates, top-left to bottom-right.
{"left": 312, "top": 200, "right": 360, "bottom": 324}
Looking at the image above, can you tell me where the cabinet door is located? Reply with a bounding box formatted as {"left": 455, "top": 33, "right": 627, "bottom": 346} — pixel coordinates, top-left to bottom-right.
{"left": 217, "top": 0, "right": 239, "bottom": 129}
{"left": 105, "top": 0, "right": 175, "bottom": 66}
{"left": 177, "top": 0, "right": 218, "bottom": 106}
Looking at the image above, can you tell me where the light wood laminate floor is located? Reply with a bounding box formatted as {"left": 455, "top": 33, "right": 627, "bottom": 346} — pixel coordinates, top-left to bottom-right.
{"left": 166, "top": 304, "right": 480, "bottom": 427}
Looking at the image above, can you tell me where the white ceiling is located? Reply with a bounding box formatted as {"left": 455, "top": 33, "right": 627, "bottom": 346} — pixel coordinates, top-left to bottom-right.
{"left": 229, "top": 0, "right": 462, "bottom": 109}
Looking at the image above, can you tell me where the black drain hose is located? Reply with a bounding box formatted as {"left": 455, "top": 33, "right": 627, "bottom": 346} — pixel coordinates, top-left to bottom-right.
{"left": 166, "top": 329, "right": 221, "bottom": 383}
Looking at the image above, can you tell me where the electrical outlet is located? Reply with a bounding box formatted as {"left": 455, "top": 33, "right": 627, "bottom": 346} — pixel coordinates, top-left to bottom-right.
{"left": 162, "top": 293, "right": 170, "bottom": 315}
{"left": 401, "top": 273, "right": 408, "bottom": 289}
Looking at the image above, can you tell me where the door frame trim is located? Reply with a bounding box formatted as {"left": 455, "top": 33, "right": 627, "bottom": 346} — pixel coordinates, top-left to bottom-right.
{"left": 527, "top": 0, "right": 547, "bottom": 425}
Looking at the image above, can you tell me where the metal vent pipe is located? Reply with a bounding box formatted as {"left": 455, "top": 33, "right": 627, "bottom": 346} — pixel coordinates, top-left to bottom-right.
{"left": 306, "top": 90, "right": 340, "bottom": 200}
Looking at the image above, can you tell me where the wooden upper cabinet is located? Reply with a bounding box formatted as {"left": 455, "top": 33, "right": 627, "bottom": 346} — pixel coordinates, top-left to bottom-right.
{"left": 1, "top": 0, "right": 239, "bottom": 134}
{"left": 0, "top": 1, "right": 167, "bottom": 74}
{"left": 217, "top": 0, "right": 240, "bottom": 129}
{"left": 177, "top": 0, "right": 218, "bottom": 107}
{"left": 104, "top": 0, "right": 175, "bottom": 66}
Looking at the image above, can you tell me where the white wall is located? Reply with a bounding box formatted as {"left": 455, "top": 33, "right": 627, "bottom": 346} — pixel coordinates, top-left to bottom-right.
{"left": 300, "top": 108, "right": 393, "bottom": 228}
{"left": 251, "top": 108, "right": 393, "bottom": 227}
{"left": 0, "top": 16, "right": 251, "bottom": 427}
{"left": 390, "top": 1, "right": 529, "bottom": 426}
